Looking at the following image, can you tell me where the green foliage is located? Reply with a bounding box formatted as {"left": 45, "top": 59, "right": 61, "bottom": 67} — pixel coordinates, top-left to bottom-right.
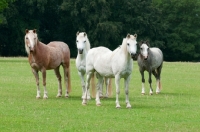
{"left": 156, "top": 0, "right": 200, "bottom": 61}
{"left": 0, "top": 0, "right": 200, "bottom": 61}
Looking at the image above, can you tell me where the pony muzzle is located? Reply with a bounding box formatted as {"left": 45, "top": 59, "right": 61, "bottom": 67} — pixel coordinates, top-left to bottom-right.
{"left": 130, "top": 53, "right": 137, "bottom": 59}
{"left": 144, "top": 56, "right": 148, "bottom": 60}
{"left": 29, "top": 47, "right": 34, "bottom": 52}
{"left": 78, "top": 49, "right": 83, "bottom": 54}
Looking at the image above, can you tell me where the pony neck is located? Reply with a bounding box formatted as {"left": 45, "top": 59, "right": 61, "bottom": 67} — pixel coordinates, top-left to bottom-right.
{"left": 121, "top": 38, "right": 130, "bottom": 58}
{"left": 85, "top": 37, "right": 91, "bottom": 52}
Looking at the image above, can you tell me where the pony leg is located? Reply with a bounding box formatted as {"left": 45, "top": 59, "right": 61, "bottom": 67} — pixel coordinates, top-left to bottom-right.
{"left": 148, "top": 71, "right": 153, "bottom": 95}
{"left": 32, "top": 69, "right": 40, "bottom": 99}
{"left": 96, "top": 73, "right": 103, "bottom": 98}
{"left": 104, "top": 78, "right": 109, "bottom": 98}
{"left": 124, "top": 76, "right": 131, "bottom": 108}
{"left": 54, "top": 67, "right": 62, "bottom": 97}
{"left": 155, "top": 65, "right": 162, "bottom": 94}
{"left": 115, "top": 75, "right": 121, "bottom": 108}
{"left": 63, "top": 66, "right": 71, "bottom": 98}
{"left": 140, "top": 71, "right": 145, "bottom": 95}
{"left": 96, "top": 76, "right": 103, "bottom": 106}
{"left": 78, "top": 71, "right": 86, "bottom": 99}
{"left": 82, "top": 71, "right": 93, "bottom": 105}
{"left": 41, "top": 69, "right": 48, "bottom": 99}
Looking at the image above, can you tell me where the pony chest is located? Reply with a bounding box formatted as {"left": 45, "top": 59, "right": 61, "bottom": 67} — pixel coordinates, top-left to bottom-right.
{"left": 76, "top": 58, "right": 86, "bottom": 72}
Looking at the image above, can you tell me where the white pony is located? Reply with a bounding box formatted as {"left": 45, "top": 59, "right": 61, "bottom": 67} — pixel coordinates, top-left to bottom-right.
{"left": 75, "top": 32, "right": 112, "bottom": 99}
{"left": 82, "top": 34, "right": 137, "bottom": 108}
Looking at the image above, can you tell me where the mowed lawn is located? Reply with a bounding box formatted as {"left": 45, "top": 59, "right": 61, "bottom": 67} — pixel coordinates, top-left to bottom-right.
{"left": 0, "top": 57, "right": 200, "bottom": 132}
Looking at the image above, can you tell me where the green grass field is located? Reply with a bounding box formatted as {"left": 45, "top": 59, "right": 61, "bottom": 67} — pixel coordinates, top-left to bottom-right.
{"left": 0, "top": 57, "right": 200, "bottom": 132}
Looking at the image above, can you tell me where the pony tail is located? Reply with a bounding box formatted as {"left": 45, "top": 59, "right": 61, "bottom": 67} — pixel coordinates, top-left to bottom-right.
{"left": 91, "top": 72, "right": 96, "bottom": 98}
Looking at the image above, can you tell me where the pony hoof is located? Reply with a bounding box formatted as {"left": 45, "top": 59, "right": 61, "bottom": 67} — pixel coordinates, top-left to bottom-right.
{"left": 126, "top": 105, "right": 132, "bottom": 109}
{"left": 156, "top": 92, "right": 160, "bottom": 94}
{"left": 96, "top": 103, "right": 101, "bottom": 106}
{"left": 82, "top": 102, "right": 87, "bottom": 106}
{"left": 87, "top": 96, "right": 91, "bottom": 100}
{"left": 149, "top": 93, "right": 153, "bottom": 95}
{"left": 141, "top": 93, "right": 145, "bottom": 95}
{"left": 43, "top": 97, "right": 48, "bottom": 99}
{"left": 116, "top": 105, "right": 121, "bottom": 109}
{"left": 36, "top": 96, "right": 40, "bottom": 99}
{"left": 56, "top": 95, "right": 62, "bottom": 98}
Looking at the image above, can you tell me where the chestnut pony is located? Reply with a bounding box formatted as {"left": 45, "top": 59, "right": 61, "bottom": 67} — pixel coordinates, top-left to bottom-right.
{"left": 24, "top": 29, "right": 71, "bottom": 99}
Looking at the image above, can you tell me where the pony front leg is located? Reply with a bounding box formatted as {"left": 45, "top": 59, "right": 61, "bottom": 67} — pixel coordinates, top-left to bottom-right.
{"left": 82, "top": 72, "right": 93, "bottom": 105}
{"left": 78, "top": 71, "right": 86, "bottom": 99}
{"left": 115, "top": 75, "right": 121, "bottom": 108}
{"left": 140, "top": 71, "right": 145, "bottom": 95}
{"left": 42, "top": 69, "right": 48, "bottom": 99}
{"left": 124, "top": 76, "right": 131, "bottom": 108}
{"left": 32, "top": 69, "right": 40, "bottom": 99}
{"left": 148, "top": 71, "right": 153, "bottom": 95}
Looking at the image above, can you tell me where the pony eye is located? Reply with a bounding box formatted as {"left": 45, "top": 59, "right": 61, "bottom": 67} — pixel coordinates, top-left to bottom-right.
{"left": 76, "top": 40, "right": 78, "bottom": 43}
{"left": 26, "top": 37, "right": 28, "bottom": 39}
{"left": 127, "top": 43, "right": 129, "bottom": 46}
{"left": 84, "top": 41, "right": 86, "bottom": 43}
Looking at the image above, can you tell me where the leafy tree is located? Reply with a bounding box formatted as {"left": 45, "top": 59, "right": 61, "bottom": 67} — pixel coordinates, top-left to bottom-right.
{"left": 156, "top": 0, "right": 200, "bottom": 61}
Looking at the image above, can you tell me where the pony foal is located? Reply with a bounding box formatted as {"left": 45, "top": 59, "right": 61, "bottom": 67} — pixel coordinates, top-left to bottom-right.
{"left": 24, "top": 29, "right": 71, "bottom": 99}
{"left": 137, "top": 40, "right": 163, "bottom": 95}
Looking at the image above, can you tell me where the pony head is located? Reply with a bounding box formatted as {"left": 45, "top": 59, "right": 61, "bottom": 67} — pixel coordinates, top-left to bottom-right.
{"left": 76, "top": 31, "right": 89, "bottom": 54}
{"left": 126, "top": 33, "right": 137, "bottom": 59}
{"left": 139, "top": 40, "right": 150, "bottom": 60}
{"left": 24, "top": 29, "right": 38, "bottom": 54}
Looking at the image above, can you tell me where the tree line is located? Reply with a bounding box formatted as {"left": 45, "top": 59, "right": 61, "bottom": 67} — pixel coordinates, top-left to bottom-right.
{"left": 0, "top": 0, "right": 200, "bottom": 61}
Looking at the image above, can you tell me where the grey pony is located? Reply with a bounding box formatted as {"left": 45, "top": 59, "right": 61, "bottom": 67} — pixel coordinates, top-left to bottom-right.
{"left": 137, "top": 40, "right": 163, "bottom": 95}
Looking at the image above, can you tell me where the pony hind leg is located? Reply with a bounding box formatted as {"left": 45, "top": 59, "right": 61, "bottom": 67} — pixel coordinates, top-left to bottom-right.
{"left": 63, "top": 65, "right": 71, "bottom": 98}
{"left": 155, "top": 65, "right": 163, "bottom": 94}
{"left": 96, "top": 76, "right": 104, "bottom": 106}
{"left": 32, "top": 69, "right": 40, "bottom": 99}
{"left": 54, "top": 66, "right": 62, "bottom": 97}
{"left": 41, "top": 68, "right": 48, "bottom": 99}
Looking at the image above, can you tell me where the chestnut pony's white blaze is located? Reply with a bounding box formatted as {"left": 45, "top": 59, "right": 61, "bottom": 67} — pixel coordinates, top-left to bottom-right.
{"left": 25, "top": 29, "right": 71, "bottom": 99}
{"left": 83, "top": 34, "right": 137, "bottom": 108}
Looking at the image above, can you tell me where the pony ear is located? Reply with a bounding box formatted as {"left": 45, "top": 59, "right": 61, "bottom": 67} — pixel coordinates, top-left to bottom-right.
{"left": 76, "top": 31, "right": 79, "bottom": 36}
{"left": 126, "top": 33, "right": 130, "bottom": 38}
{"left": 146, "top": 40, "right": 150, "bottom": 47}
{"left": 33, "top": 29, "right": 37, "bottom": 33}
{"left": 139, "top": 40, "right": 143, "bottom": 46}
{"left": 133, "top": 34, "right": 137, "bottom": 38}
{"left": 84, "top": 32, "right": 87, "bottom": 37}
{"left": 25, "top": 29, "right": 29, "bottom": 34}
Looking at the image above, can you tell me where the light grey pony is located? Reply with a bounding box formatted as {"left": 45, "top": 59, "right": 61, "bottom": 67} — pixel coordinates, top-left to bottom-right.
{"left": 137, "top": 40, "right": 163, "bottom": 95}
